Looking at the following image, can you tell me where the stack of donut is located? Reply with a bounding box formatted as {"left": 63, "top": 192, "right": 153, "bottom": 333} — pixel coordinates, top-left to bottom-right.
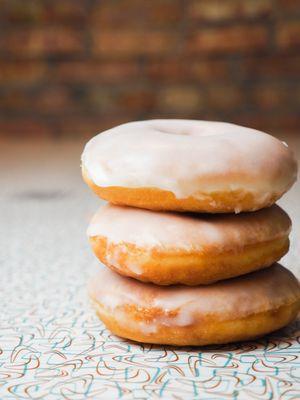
{"left": 82, "top": 120, "right": 300, "bottom": 346}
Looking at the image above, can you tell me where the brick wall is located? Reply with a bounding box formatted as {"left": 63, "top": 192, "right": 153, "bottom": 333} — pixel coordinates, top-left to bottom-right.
{"left": 0, "top": 0, "right": 299, "bottom": 138}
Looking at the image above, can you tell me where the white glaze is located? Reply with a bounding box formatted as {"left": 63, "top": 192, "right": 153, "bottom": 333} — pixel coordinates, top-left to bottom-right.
{"left": 87, "top": 204, "right": 291, "bottom": 251}
{"left": 81, "top": 120, "right": 297, "bottom": 204}
{"left": 89, "top": 265, "right": 300, "bottom": 330}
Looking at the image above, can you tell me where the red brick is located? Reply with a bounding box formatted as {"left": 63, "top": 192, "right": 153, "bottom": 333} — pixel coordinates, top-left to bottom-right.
{"left": 190, "top": 60, "right": 231, "bottom": 81}
{"left": 277, "top": 0, "right": 300, "bottom": 14}
{"left": 143, "top": 0, "right": 182, "bottom": 25}
{"left": 0, "top": 62, "right": 47, "bottom": 85}
{"left": 0, "top": 28, "right": 84, "bottom": 57}
{"left": 276, "top": 22, "right": 300, "bottom": 50}
{"left": 233, "top": 113, "right": 300, "bottom": 135}
{"left": 86, "top": 87, "right": 155, "bottom": 113}
{"left": 240, "top": 55, "right": 300, "bottom": 79}
{"left": 92, "top": 30, "right": 179, "bottom": 57}
{"left": 53, "top": 61, "right": 141, "bottom": 83}
{"left": 56, "top": 115, "right": 136, "bottom": 138}
{"left": 118, "top": 89, "right": 156, "bottom": 112}
{"left": 145, "top": 59, "right": 231, "bottom": 82}
{"left": 250, "top": 84, "right": 299, "bottom": 110}
{"left": 91, "top": 0, "right": 182, "bottom": 26}
{"left": 187, "top": 25, "right": 268, "bottom": 54}
{"left": 34, "top": 87, "right": 77, "bottom": 113}
{"left": 0, "top": 0, "right": 87, "bottom": 23}
{"left": 188, "top": 0, "right": 272, "bottom": 21}
{"left": 207, "top": 85, "right": 244, "bottom": 110}
{"left": 0, "top": 87, "right": 76, "bottom": 114}
{"left": 40, "top": 1, "right": 88, "bottom": 23}
{"left": 157, "top": 86, "right": 203, "bottom": 112}
{"left": 145, "top": 61, "right": 187, "bottom": 82}
{"left": 0, "top": 1, "right": 299, "bottom": 140}
{"left": 0, "top": 88, "right": 28, "bottom": 110}
{"left": 0, "top": 117, "right": 52, "bottom": 138}
{"left": 0, "top": 0, "right": 43, "bottom": 23}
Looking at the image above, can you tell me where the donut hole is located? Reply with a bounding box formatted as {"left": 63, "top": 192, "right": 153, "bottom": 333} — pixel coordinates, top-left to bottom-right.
{"left": 155, "top": 127, "right": 189, "bottom": 136}
{"left": 153, "top": 124, "right": 222, "bottom": 137}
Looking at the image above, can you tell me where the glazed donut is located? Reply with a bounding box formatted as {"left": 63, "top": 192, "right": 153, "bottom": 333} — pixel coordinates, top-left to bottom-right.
{"left": 88, "top": 264, "right": 300, "bottom": 346}
{"left": 81, "top": 120, "right": 297, "bottom": 213}
{"left": 88, "top": 204, "right": 291, "bottom": 285}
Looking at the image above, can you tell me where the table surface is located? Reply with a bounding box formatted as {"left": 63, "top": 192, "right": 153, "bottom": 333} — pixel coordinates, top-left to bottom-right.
{"left": 0, "top": 136, "right": 299, "bottom": 399}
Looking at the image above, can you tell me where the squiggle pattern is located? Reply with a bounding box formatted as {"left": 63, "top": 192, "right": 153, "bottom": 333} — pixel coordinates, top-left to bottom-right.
{"left": 1, "top": 282, "right": 299, "bottom": 399}
{"left": 0, "top": 153, "right": 300, "bottom": 399}
{"left": 0, "top": 300, "right": 300, "bottom": 400}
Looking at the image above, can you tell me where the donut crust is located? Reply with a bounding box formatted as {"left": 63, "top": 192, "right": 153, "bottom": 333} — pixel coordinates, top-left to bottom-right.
{"left": 92, "top": 300, "right": 300, "bottom": 346}
{"left": 90, "top": 235, "right": 289, "bottom": 285}
{"left": 82, "top": 168, "right": 278, "bottom": 213}
{"left": 81, "top": 120, "right": 297, "bottom": 213}
{"left": 89, "top": 265, "right": 300, "bottom": 346}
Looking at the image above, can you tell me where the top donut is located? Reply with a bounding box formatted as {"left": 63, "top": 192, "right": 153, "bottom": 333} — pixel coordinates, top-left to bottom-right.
{"left": 81, "top": 120, "right": 297, "bottom": 213}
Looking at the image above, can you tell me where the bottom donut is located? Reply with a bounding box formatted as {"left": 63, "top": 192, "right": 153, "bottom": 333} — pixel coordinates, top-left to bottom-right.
{"left": 88, "top": 264, "right": 300, "bottom": 346}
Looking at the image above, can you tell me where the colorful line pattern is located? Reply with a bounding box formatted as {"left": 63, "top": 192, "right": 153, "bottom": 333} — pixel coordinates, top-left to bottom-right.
{"left": 1, "top": 141, "right": 300, "bottom": 399}
{"left": 0, "top": 278, "right": 299, "bottom": 399}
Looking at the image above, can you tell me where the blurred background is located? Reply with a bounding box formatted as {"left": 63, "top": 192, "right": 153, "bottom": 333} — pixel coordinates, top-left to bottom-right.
{"left": 0, "top": 0, "right": 299, "bottom": 139}
{"left": 1, "top": 3, "right": 300, "bottom": 396}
